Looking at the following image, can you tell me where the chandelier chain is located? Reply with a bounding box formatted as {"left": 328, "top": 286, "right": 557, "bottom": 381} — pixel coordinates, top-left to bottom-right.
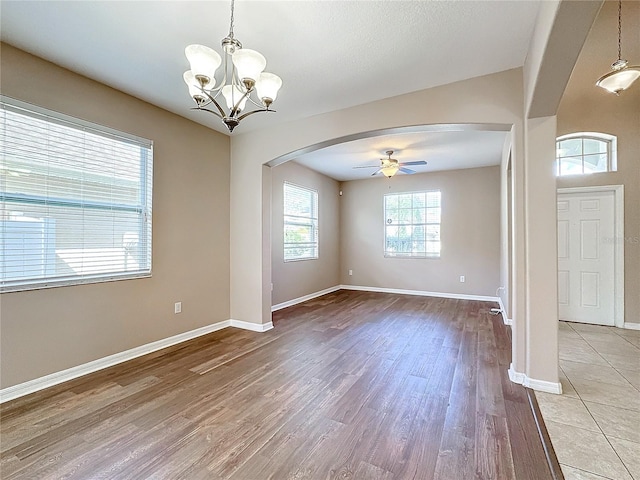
{"left": 617, "top": 0, "right": 622, "bottom": 60}
{"left": 229, "top": 0, "right": 236, "bottom": 38}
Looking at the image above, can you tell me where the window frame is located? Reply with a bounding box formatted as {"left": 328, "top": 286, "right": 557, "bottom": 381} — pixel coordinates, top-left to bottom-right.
{"left": 555, "top": 132, "right": 617, "bottom": 177}
{"left": 283, "top": 181, "right": 319, "bottom": 262}
{"left": 0, "top": 96, "right": 153, "bottom": 293}
{"left": 383, "top": 189, "right": 442, "bottom": 259}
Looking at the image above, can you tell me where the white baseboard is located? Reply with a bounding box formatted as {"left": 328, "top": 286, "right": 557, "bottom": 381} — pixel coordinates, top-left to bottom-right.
{"left": 271, "top": 285, "right": 341, "bottom": 312}
{"left": 508, "top": 364, "right": 562, "bottom": 394}
{"left": 508, "top": 364, "right": 526, "bottom": 384}
{"left": 340, "top": 284, "right": 499, "bottom": 303}
{"left": 230, "top": 319, "right": 274, "bottom": 332}
{"left": 0, "top": 318, "right": 275, "bottom": 404}
{"left": 624, "top": 322, "right": 640, "bottom": 331}
{"left": 0, "top": 320, "right": 231, "bottom": 404}
{"left": 497, "top": 297, "right": 513, "bottom": 325}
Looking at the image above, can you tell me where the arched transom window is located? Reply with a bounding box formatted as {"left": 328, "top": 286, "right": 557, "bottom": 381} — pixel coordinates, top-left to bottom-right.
{"left": 556, "top": 132, "right": 617, "bottom": 176}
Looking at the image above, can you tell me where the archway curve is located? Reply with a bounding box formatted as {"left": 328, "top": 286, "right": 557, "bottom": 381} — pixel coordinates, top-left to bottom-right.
{"left": 265, "top": 122, "right": 512, "bottom": 168}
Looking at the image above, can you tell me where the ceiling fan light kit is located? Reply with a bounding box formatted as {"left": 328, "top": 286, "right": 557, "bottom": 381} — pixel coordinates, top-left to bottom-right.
{"left": 354, "top": 150, "right": 427, "bottom": 178}
{"left": 183, "top": 0, "right": 282, "bottom": 132}
{"left": 596, "top": 0, "right": 640, "bottom": 95}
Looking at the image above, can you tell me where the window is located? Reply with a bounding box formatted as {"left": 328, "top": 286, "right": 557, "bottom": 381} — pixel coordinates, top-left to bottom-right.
{"left": 0, "top": 98, "right": 153, "bottom": 292}
{"left": 283, "top": 182, "right": 318, "bottom": 261}
{"left": 556, "top": 132, "right": 617, "bottom": 176}
{"left": 384, "top": 190, "right": 441, "bottom": 258}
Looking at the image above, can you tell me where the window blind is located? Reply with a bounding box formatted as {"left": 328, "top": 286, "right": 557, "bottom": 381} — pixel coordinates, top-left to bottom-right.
{"left": 0, "top": 98, "right": 153, "bottom": 292}
{"left": 283, "top": 182, "right": 318, "bottom": 261}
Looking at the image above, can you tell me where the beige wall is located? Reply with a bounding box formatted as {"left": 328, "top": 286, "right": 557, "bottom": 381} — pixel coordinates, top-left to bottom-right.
{"left": 0, "top": 44, "right": 231, "bottom": 389}
{"left": 340, "top": 167, "right": 500, "bottom": 297}
{"left": 556, "top": 0, "right": 640, "bottom": 325}
{"left": 230, "top": 68, "right": 525, "bottom": 329}
{"left": 270, "top": 161, "right": 340, "bottom": 305}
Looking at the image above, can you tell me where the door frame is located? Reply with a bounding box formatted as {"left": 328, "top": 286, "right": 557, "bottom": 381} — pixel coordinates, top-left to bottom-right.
{"left": 557, "top": 185, "right": 625, "bottom": 328}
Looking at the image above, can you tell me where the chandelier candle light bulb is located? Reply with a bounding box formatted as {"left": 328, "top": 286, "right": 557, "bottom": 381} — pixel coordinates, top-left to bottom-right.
{"left": 182, "top": 0, "right": 282, "bottom": 132}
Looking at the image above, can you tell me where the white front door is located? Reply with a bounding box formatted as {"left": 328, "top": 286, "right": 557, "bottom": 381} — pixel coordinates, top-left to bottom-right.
{"left": 557, "top": 190, "right": 615, "bottom": 325}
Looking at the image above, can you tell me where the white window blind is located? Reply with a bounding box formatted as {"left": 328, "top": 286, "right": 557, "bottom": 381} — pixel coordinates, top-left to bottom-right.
{"left": 384, "top": 190, "right": 441, "bottom": 258}
{"left": 283, "top": 182, "right": 318, "bottom": 261}
{"left": 0, "top": 98, "right": 153, "bottom": 292}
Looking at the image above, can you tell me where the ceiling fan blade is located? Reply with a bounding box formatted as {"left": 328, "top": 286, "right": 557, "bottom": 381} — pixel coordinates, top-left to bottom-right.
{"left": 399, "top": 167, "right": 416, "bottom": 174}
{"left": 353, "top": 164, "right": 382, "bottom": 169}
{"left": 371, "top": 169, "right": 383, "bottom": 176}
{"left": 399, "top": 160, "right": 427, "bottom": 166}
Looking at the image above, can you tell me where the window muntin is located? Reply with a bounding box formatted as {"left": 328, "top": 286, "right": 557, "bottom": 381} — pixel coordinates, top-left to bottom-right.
{"left": 283, "top": 182, "right": 318, "bottom": 261}
{"left": 1, "top": 98, "right": 153, "bottom": 292}
{"left": 556, "top": 133, "right": 616, "bottom": 176}
{"left": 384, "top": 190, "right": 441, "bottom": 258}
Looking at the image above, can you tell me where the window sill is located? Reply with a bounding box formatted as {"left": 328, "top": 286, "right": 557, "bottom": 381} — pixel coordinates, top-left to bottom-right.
{"left": 1, "top": 272, "right": 152, "bottom": 294}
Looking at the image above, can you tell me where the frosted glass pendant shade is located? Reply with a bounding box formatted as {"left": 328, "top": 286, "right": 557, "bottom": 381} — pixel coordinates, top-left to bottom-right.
{"left": 256, "top": 73, "right": 282, "bottom": 103}
{"left": 185, "top": 44, "right": 221, "bottom": 86}
{"left": 183, "top": 71, "right": 207, "bottom": 101}
{"left": 232, "top": 49, "right": 266, "bottom": 82}
{"left": 596, "top": 63, "right": 640, "bottom": 94}
{"left": 222, "top": 85, "right": 248, "bottom": 112}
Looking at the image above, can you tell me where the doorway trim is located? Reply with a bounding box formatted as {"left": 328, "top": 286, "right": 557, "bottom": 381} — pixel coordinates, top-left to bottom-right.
{"left": 557, "top": 185, "right": 624, "bottom": 328}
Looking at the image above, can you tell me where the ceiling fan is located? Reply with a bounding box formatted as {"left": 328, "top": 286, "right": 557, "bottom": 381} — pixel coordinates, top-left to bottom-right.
{"left": 353, "top": 150, "right": 427, "bottom": 178}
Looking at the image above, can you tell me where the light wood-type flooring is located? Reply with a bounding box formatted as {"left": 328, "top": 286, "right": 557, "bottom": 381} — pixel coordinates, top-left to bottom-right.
{"left": 1, "top": 290, "right": 554, "bottom": 479}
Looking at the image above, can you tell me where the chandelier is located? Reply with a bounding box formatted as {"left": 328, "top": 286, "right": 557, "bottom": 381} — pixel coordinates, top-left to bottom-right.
{"left": 183, "top": 0, "right": 282, "bottom": 132}
{"left": 596, "top": 0, "right": 639, "bottom": 95}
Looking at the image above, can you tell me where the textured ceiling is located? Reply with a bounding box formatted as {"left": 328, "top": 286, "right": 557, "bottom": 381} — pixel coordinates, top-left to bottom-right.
{"left": 1, "top": 0, "right": 541, "bottom": 136}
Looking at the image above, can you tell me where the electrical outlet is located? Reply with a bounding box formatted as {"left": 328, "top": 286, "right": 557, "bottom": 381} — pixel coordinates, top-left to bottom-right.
{"left": 349, "top": 269, "right": 353, "bottom": 276}
{"left": 459, "top": 275, "right": 465, "bottom": 283}
{"left": 174, "top": 302, "right": 182, "bottom": 314}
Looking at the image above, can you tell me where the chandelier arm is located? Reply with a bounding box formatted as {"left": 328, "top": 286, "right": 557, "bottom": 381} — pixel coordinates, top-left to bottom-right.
{"left": 236, "top": 108, "right": 275, "bottom": 122}
{"left": 191, "top": 107, "right": 223, "bottom": 120}
{"left": 229, "top": 88, "right": 253, "bottom": 117}
{"left": 245, "top": 94, "right": 266, "bottom": 109}
{"left": 202, "top": 90, "right": 227, "bottom": 118}
{"left": 215, "top": 52, "right": 232, "bottom": 94}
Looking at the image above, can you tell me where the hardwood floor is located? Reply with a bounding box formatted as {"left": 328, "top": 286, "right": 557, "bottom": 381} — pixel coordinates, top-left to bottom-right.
{"left": 1, "top": 291, "right": 553, "bottom": 479}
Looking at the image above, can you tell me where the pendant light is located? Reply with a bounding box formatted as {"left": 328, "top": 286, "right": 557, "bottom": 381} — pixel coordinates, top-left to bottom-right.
{"left": 596, "top": 0, "right": 640, "bottom": 95}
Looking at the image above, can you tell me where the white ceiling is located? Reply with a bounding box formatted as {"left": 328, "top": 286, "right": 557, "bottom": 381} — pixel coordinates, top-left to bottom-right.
{"left": 291, "top": 129, "right": 508, "bottom": 181}
{"left": 1, "top": 0, "right": 541, "bottom": 136}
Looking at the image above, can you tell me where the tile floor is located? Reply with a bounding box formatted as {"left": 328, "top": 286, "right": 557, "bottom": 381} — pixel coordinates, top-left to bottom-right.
{"left": 535, "top": 321, "right": 640, "bottom": 480}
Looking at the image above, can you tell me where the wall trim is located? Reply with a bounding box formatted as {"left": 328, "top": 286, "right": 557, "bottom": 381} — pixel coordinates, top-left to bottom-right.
{"left": 509, "top": 363, "right": 562, "bottom": 394}
{"left": 340, "top": 284, "right": 500, "bottom": 303}
{"left": 624, "top": 322, "right": 640, "bottom": 331}
{"left": 230, "top": 319, "right": 274, "bottom": 332}
{"left": 497, "top": 296, "right": 513, "bottom": 325}
{"left": 0, "top": 318, "right": 275, "bottom": 404}
{"left": 271, "top": 286, "right": 342, "bottom": 312}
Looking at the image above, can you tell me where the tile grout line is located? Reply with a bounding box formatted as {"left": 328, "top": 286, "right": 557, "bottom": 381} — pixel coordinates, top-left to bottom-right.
{"left": 559, "top": 463, "right": 615, "bottom": 480}
{"left": 563, "top": 322, "right": 637, "bottom": 480}
{"left": 568, "top": 322, "right": 639, "bottom": 393}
